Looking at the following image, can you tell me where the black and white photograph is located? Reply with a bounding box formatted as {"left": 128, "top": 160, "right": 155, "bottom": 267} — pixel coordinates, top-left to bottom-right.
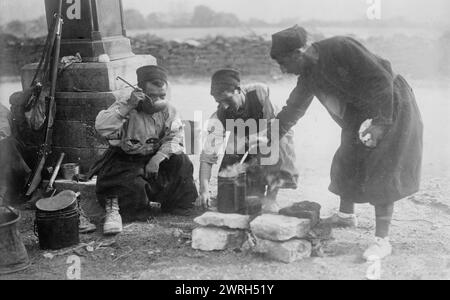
{"left": 0, "top": 0, "right": 449, "bottom": 282}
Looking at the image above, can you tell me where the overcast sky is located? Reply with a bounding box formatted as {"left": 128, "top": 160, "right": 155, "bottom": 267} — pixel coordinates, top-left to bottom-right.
{"left": 1, "top": 0, "right": 449, "bottom": 25}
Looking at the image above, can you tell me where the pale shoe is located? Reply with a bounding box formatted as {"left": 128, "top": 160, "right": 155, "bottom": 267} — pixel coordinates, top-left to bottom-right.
{"left": 322, "top": 212, "right": 358, "bottom": 228}
{"left": 363, "top": 237, "right": 392, "bottom": 261}
{"left": 103, "top": 197, "right": 122, "bottom": 235}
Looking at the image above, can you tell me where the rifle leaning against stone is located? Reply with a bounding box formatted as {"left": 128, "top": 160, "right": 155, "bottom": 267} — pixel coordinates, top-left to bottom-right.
{"left": 25, "top": 1, "right": 64, "bottom": 196}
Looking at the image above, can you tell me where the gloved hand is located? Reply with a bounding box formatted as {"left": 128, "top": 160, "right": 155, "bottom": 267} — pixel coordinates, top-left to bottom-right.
{"left": 359, "top": 119, "right": 388, "bottom": 148}
{"left": 145, "top": 152, "right": 167, "bottom": 180}
{"left": 128, "top": 89, "right": 147, "bottom": 109}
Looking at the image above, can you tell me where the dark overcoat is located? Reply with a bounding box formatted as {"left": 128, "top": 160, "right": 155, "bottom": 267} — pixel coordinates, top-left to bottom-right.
{"left": 277, "top": 36, "right": 423, "bottom": 205}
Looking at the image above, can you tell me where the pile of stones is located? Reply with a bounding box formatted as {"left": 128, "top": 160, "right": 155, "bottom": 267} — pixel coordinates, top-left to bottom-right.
{"left": 191, "top": 201, "right": 332, "bottom": 263}
{"left": 192, "top": 212, "right": 251, "bottom": 251}
{"left": 250, "top": 202, "right": 332, "bottom": 263}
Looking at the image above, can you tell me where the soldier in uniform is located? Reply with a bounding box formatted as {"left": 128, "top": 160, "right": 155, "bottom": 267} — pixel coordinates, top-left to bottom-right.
{"left": 93, "top": 65, "right": 198, "bottom": 235}
{"left": 198, "top": 69, "right": 299, "bottom": 213}
{"left": 266, "top": 25, "right": 423, "bottom": 260}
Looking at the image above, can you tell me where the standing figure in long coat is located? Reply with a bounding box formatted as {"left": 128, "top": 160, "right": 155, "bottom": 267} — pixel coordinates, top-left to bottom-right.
{"left": 268, "top": 25, "right": 423, "bottom": 260}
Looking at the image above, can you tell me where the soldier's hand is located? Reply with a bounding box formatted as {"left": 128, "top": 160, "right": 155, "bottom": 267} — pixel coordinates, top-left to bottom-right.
{"left": 359, "top": 119, "right": 388, "bottom": 148}
{"left": 145, "top": 152, "right": 166, "bottom": 180}
{"left": 196, "top": 191, "right": 211, "bottom": 209}
{"left": 129, "top": 89, "right": 146, "bottom": 108}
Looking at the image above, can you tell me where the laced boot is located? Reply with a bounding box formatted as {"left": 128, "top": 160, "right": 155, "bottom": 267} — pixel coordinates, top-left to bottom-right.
{"left": 103, "top": 197, "right": 122, "bottom": 235}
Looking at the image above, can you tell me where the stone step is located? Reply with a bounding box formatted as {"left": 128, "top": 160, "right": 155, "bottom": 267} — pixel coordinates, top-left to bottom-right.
{"left": 21, "top": 55, "right": 156, "bottom": 92}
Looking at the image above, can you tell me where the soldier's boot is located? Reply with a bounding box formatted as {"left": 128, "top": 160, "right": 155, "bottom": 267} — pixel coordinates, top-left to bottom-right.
{"left": 103, "top": 197, "right": 122, "bottom": 235}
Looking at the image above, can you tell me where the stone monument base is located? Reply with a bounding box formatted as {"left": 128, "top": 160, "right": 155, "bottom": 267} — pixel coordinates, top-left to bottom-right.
{"left": 13, "top": 55, "right": 156, "bottom": 172}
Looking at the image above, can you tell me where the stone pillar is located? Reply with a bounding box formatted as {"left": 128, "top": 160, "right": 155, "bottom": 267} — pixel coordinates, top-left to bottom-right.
{"left": 18, "top": 0, "right": 156, "bottom": 172}
{"left": 44, "top": 0, "right": 133, "bottom": 62}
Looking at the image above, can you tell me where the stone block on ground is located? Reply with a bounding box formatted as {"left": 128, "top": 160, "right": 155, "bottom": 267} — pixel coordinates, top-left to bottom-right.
{"left": 279, "top": 201, "right": 321, "bottom": 228}
{"left": 191, "top": 227, "right": 246, "bottom": 251}
{"left": 254, "top": 237, "right": 312, "bottom": 263}
{"left": 194, "top": 212, "right": 250, "bottom": 229}
{"left": 250, "top": 214, "right": 311, "bottom": 241}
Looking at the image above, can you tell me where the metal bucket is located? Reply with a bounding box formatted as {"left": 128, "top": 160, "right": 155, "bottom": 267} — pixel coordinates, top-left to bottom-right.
{"left": 217, "top": 172, "right": 246, "bottom": 214}
{"left": 62, "top": 163, "right": 79, "bottom": 180}
{"left": 35, "top": 191, "right": 80, "bottom": 250}
{"left": 0, "top": 207, "right": 30, "bottom": 275}
{"left": 244, "top": 196, "right": 263, "bottom": 215}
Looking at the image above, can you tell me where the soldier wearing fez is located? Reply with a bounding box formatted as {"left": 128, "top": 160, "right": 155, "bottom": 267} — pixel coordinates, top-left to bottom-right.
{"left": 263, "top": 25, "right": 423, "bottom": 260}
{"left": 197, "top": 69, "right": 299, "bottom": 213}
{"left": 93, "top": 65, "right": 198, "bottom": 235}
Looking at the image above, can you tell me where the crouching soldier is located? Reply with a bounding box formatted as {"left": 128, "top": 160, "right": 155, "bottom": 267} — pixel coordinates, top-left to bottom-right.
{"left": 92, "top": 65, "right": 198, "bottom": 235}
{"left": 197, "top": 69, "right": 299, "bottom": 213}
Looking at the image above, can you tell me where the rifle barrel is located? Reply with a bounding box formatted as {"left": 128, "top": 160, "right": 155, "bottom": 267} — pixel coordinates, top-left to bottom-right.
{"left": 24, "top": 0, "right": 64, "bottom": 196}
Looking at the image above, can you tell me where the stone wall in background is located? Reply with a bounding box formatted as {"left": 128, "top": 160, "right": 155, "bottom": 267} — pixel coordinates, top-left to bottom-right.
{"left": 131, "top": 35, "right": 281, "bottom": 78}
{"left": 1, "top": 32, "right": 449, "bottom": 80}
{"left": 0, "top": 34, "right": 46, "bottom": 78}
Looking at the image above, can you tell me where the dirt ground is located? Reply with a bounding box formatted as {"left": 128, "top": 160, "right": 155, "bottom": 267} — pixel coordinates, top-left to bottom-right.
{"left": 1, "top": 78, "right": 450, "bottom": 280}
